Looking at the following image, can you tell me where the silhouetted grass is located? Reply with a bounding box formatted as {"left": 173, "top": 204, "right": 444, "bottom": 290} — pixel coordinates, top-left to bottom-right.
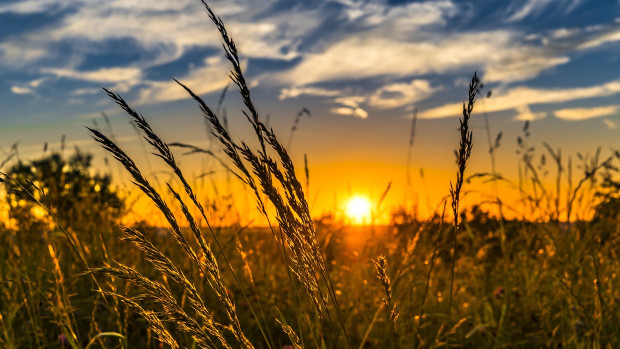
{"left": 1, "top": 1, "right": 620, "bottom": 349}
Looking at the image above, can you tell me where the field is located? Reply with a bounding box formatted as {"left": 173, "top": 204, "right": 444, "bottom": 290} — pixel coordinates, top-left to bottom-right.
{"left": 1, "top": 1, "right": 620, "bottom": 349}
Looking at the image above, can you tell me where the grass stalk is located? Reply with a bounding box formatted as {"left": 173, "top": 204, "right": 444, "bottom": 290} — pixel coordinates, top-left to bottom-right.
{"left": 446, "top": 72, "right": 479, "bottom": 347}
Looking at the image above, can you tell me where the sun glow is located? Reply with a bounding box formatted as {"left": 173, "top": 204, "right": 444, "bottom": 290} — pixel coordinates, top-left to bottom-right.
{"left": 346, "top": 195, "right": 372, "bottom": 225}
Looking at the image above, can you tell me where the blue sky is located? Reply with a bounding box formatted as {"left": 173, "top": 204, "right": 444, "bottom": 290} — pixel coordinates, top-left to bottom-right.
{"left": 2, "top": 0, "right": 619, "bottom": 123}
{"left": 1, "top": 0, "right": 620, "bottom": 217}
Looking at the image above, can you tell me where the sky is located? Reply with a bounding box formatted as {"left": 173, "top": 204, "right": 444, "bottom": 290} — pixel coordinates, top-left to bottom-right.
{"left": 1, "top": 0, "right": 620, "bottom": 222}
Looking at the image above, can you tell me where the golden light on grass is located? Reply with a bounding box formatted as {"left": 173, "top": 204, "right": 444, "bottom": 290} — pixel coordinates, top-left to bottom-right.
{"left": 346, "top": 195, "right": 372, "bottom": 225}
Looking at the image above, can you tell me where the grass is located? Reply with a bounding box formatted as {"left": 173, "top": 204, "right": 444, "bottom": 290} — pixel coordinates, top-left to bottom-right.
{"left": 1, "top": 0, "right": 620, "bottom": 348}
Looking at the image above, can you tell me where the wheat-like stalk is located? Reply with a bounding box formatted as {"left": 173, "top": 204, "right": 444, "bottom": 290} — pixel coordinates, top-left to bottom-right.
{"left": 373, "top": 255, "right": 400, "bottom": 346}
{"left": 88, "top": 0, "right": 352, "bottom": 346}
{"left": 91, "top": 263, "right": 223, "bottom": 348}
{"left": 446, "top": 72, "right": 479, "bottom": 347}
{"left": 88, "top": 127, "right": 254, "bottom": 348}
{"left": 172, "top": 1, "right": 351, "bottom": 345}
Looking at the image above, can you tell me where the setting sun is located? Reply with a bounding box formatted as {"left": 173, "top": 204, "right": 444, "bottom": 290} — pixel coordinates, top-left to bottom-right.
{"left": 346, "top": 195, "right": 372, "bottom": 225}
{"left": 1, "top": 0, "right": 619, "bottom": 347}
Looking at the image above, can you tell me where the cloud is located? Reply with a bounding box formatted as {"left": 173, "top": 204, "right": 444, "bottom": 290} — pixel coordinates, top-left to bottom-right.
{"left": 603, "top": 118, "right": 616, "bottom": 130}
{"left": 276, "top": 32, "right": 504, "bottom": 85}
{"left": 331, "top": 96, "right": 368, "bottom": 119}
{"left": 2, "top": 0, "right": 619, "bottom": 114}
{"left": 136, "top": 57, "right": 231, "bottom": 105}
{"left": 578, "top": 29, "right": 620, "bottom": 50}
{"left": 269, "top": 5, "right": 620, "bottom": 89}
{"left": 336, "top": 0, "right": 456, "bottom": 29}
{"left": 554, "top": 105, "right": 620, "bottom": 121}
{"left": 279, "top": 86, "right": 342, "bottom": 100}
{"left": 274, "top": 29, "right": 577, "bottom": 86}
{"left": 331, "top": 106, "right": 368, "bottom": 119}
{"left": 368, "top": 79, "right": 439, "bottom": 109}
{"left": 11, "top": 86, "right": 34, "bottom": 95}
{"left": 505, "top": 0, "right": 554, "bottom": 22}
{"left": 0, "top": 42, "right": 47, "bottom": 67}
{"left": 39, "top": 0, "right": 317, "bottom": 66}
{"left": 280, "top": 79, "right": 438, "bottom": 113}
{"left": 514, "top": 105, "right": 546, "bottom": 121}
{"left": 484, "top": 56, "right": 569, "bottom": 83}
{"left": 71, "top": 88, "right": 101, "bottom": 96}
{"left": 0, "top": 0, "right": 63, "bottom": 14}
{"left": 9, "top": 78, "right": 49, "bottom": 95}
{"left": 28, "top": 78, "right": 47, "bottom": 88}
{"left": 42, "top": 67, "right": 142, "bottom": 84}
{"left": 420, "top": 79, "right": 620, "bottom": 119}
{"left": 505, "top": 0, "right": 582, "bottom": 22}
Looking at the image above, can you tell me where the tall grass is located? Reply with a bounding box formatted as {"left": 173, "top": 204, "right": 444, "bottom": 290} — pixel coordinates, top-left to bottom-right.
{"left": 446, "top": 72, "right": 478, "bottom": 345}
{"left": 86, "top": 1, "right": 351, "bottom": 347}
{"left": 1, "top": 1, "right": 619, "bottom": 348}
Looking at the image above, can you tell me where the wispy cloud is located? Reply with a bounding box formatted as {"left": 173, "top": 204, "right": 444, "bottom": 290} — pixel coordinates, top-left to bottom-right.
{"left": 554, "top": 105, "right": 620, "bottom": 121}
{"left": 273, "top": 20, "right": 620, "bottom": 89}
{"left": 42, "top": 67, "right": 142, "bottom": 84}
{"left": 331, "top": 96, "right": 368, "bottom": 119}
{"left": 136, "top": 57, "right": 231, "bottom": 105}
{"left": 331, "top": 106, "right": 368, "bottom": 119}
{"left": 421, "top": 79, "right": 620, "bottom": 119}
{"left": 603, "top": 118, "right": 616, "bottom": 130}
{"left": 0, "top": 42, "right": 47, "bottom": 67}
{"left": 279, "top": 86, "right": 342, "bottom": 100}
{"left": 368, "top": 80, "right": 439, "bottom": 109}
{"left": 514, "top": 105, "right": 547, "bottom": 121}
{"left": 505, "top": 0, "right": 582, "bottom": 22}
{"left": 10, "top": 86, "right": 35, "bottom": 95}
{"left": 0, "top": 0, "right": 64, "bottom": 14}
{"left": 281, "top": 79, "right": 438, "bottom": 114}
{"left": 276, "top": 31, "right": 515, "bottom": 85}
{"left": 0, "top": 0, "right": 619, "bottom": 121}
{"left": 505, "top": 0, "right": 554, "bottom": 22}
{"left": 70, "top": 88, "right": 101, "bottom": 96}
{"left": 9, "top": 78, "right": 48, "bottom": 95}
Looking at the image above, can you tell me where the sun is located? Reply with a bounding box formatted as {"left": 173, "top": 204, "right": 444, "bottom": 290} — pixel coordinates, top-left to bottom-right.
{"left": 346, "top": 195, "right": 372, "bottom": 225}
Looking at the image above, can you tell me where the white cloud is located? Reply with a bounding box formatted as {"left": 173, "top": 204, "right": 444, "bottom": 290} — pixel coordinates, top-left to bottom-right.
{"left": 506, "top": 0, "right": 554, "bottom": 22}
{"left": 136, "top": 57, "right": 231, "bottom": 105}
{"left": 514, "top": 105, "right": 546, "bottom": 121}
{"left": 0, "top": 42, "right": 47, "bottom": 66}
{"left": 603, "top": 118, "right": 616, "bottom": 130}
{"left": 279, "top": 86, "right": 342, "bottom": 100}
{"left": 420, "top": 79, "right": 620, "bottom": 119}
{"left": 334, "top": 96, "right": 365, "bottom": 108}
{"left": 275, "top": 30, "right": 574, "bottom": 86}
{"left": 280, "top": 79, "right": 439, "bottom": 116}
{"left": 554, "top": 105, "right": 620, "bottom": 120}
{"left": 2, "top": 0, "right": 619, "bottom": 113}
{"left": 265, "top": 5, "right": 620, "bottom": 89}
{"left": 330, "top": 95, "right": 368, "bottom": 119}
{"left": 28, "top": 78, "right": 47, "bottom": 88}
{"left": 331, "top": 106, "right": 368, "bottom": 119}
{"left": 484, "top": 56, "right": 569, "bottom": 83}
{"left": 10, "top": 86, "right": 34, "bottom": 95}
{"left": 8, "top": 77, "right": 48, "bottom": 96}
{"left": 42, "top": 67, "right": 142, "bottom": 84}
{"left": 71, "top": 88, "right": 101, "bottom": 96}
{"left": 578, "top": 29, "right": 620, "bottom": 50}
{"left": 339, "top": 0, "right": 456, "bottom": 30}
{"left": 39, "top": 0, "right": 317, "bottom": 66}
{"left": 0, "top": 0, "right": 63, "bottom": 14}
{"left": 368, "top": 79, "right": 439, "bottom": 109}
{"left": 505, "top": 0, "right": 582, "bottom": 22}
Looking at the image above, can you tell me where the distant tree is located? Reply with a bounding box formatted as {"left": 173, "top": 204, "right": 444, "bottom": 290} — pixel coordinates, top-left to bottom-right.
{"left": 4, "top": 151, "right": 124, "bottom": 233}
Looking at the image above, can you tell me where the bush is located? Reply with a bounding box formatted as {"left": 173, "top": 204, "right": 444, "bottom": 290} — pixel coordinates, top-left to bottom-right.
{"left": 5, "top": 151, "right": 124, "bottom": 234}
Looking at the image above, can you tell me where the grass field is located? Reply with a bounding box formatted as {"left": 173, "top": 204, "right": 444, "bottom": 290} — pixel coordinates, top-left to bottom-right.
{"left": 1, "top": 1, "right": 619, "bottom": 348}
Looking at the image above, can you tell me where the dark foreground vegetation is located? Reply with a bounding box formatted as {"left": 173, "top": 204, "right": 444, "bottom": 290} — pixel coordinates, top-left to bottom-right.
{"left": 1, "top": 1, "right": 619, "bottom": 348}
